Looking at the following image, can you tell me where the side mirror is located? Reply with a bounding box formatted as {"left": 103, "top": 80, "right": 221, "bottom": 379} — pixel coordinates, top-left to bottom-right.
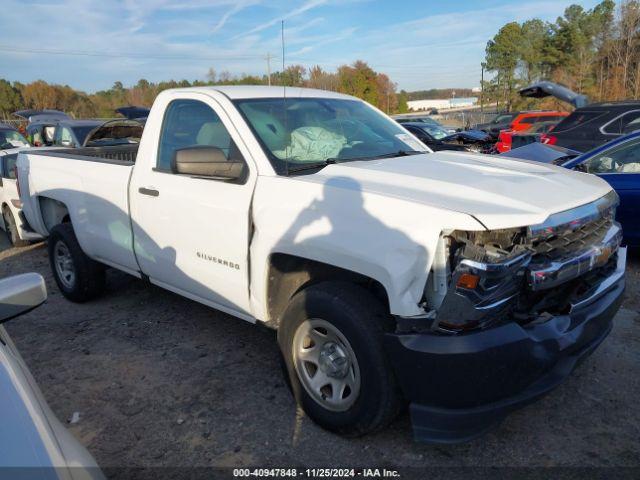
{"left": 172, "top": 146, "right": 245, "bottom": 181}
{"left": 0, "top": 273, "right": 47, "bottom": 324}
{"left": 573, "top": 163, "right": 588, "bottom": 173}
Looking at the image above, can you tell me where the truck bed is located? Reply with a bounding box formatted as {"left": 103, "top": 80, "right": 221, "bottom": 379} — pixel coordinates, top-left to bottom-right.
{"left": 37, "top": 144, "right": 138, "bottom": 165}
{"left": 18, "top": 144, "right": 140, "bottom": 274}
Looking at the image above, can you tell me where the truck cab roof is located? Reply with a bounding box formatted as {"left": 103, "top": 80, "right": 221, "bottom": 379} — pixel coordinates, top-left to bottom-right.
{"left": 168, "top": 85, "right": 355, "bottom": 100}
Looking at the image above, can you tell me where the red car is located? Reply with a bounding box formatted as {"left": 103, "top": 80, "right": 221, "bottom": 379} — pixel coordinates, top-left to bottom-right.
{"left": 495, "top": 111, "right": 568, "bottom": 153}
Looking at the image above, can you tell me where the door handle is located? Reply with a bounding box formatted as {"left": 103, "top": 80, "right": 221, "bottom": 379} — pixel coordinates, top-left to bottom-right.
{"left": 138, "top": 187, "right": 159, "bottom": 197}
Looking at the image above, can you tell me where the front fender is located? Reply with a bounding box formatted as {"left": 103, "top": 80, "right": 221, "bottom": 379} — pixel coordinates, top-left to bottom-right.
{"left": 248, "top": 176, "right": 484, "bottom": 320}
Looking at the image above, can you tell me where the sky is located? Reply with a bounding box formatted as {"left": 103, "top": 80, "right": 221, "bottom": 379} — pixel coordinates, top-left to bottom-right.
{"left": 0, "top": 0, "right": 601, "bottom": 93}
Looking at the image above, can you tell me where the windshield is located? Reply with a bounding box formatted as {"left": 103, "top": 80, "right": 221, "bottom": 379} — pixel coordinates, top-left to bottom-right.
{"left": 418, "top": 124, "right": 449, "bottom": 140}
{"left": 234, "top": 97, "right": 427, "bottom": 174}
{"left": 0, "top": 129, "right": 30, "bottom": 149}
{"left": 493, "top": 114, "right": 515, "bottom": 124}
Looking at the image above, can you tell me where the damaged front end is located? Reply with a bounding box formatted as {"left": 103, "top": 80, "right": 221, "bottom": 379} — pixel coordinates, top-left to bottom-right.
{"left": 423, "top": 190, "right": 623, "bottom": 333}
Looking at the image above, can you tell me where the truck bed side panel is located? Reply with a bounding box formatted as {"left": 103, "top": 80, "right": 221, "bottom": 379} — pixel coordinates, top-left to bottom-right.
{"left": 19, "top": 152, "right": 139, "bottom": 273}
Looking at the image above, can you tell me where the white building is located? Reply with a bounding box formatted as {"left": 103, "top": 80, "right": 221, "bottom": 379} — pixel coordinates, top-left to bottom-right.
{"left": 407, "top": 97, "right": 478, "bottom": 112}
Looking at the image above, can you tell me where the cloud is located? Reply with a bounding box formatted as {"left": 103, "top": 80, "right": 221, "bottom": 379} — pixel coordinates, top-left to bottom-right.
{"left": 232, "top": 0, "right": 327, "bottom": 39}
{"left": 0, "top": 0, "right": 601, "bottom": 92}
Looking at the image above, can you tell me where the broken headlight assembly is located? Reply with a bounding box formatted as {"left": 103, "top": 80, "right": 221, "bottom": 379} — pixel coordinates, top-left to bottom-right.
{"left": 422, "top": 191, "right": 622, "bottom": 334}
{"left": 423, "top": 228, "right": 532, "bottom": 333}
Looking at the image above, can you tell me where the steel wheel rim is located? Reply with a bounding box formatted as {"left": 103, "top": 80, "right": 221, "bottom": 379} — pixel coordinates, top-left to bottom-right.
{"left": 292, "top": 318, "right": 361, "bottom": 412}
{"left": 54, "top": 241, "right": 75, "bottom": 289}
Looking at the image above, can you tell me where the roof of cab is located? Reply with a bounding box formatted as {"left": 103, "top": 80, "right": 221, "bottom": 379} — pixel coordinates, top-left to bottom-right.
{"left": 165, "top": 85, "right": 356, "bottom": 100}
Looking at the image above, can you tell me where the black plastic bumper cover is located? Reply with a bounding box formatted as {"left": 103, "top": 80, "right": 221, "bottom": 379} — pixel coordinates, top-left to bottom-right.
{"left": 384, "top": 256, "right": 625, "bottom": 444}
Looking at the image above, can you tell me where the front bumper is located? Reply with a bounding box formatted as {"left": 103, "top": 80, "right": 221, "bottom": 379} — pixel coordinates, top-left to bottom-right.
{"left": 384, "top": 247, "right": 626, "bottom": 444}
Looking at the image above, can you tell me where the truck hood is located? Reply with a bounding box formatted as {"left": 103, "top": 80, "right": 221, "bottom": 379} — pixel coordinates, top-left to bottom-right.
{"left": 293, "top": 151, "right": 612, "bottom": 230}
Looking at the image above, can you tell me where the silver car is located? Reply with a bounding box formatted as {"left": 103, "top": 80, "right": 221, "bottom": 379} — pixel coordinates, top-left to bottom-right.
{"left": 0, "top": 273, "right": 103, "bottom": 479}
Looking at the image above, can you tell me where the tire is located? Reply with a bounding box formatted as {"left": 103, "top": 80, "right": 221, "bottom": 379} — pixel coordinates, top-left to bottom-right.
{"left": 3, "top": 207, "right": 28, "bottom": 247}
{"left": 48, "top": 223, "right": 105, "bottom": 302}
{"left": 278, "top": 281, "right": 402, "bottom": 437}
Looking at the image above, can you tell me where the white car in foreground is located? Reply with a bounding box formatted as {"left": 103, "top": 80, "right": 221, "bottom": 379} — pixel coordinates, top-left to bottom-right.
{"left": 17, "top": 86, "right": 626, "bottom": 443}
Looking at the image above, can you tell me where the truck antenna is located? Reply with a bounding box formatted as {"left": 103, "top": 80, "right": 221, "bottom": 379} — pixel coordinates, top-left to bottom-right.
{"left": 282, "top": 20, "right": 289, "bottom": 176}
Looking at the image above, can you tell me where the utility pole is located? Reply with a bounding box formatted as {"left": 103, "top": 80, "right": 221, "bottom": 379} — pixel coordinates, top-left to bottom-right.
{"left": 480, "top": 62, "right": 485, "bottom": 113}
{"left": 265, "top": 53, "right": 274, "bottom": 86}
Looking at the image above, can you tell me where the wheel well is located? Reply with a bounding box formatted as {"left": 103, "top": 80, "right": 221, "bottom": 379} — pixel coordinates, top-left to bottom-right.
{"left": 265, "top": 253, "right": 390, "bottom": 328}
{"left": 38, "top": 197, "right": 70, "bottom": 232}
{"left": 1, "top": 203, "right": 9, "bottom": 225}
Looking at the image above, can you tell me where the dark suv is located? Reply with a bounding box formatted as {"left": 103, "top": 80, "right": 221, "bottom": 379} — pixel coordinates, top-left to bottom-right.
{"left": 535, "top": 102, "right": 640, "bottom": 153}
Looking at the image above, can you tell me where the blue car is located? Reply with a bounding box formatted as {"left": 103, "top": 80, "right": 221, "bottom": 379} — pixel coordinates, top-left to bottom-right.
{"left": 559, "top": 132, "right": 640, "bottom": 247}
{"left": 505, "top": 131, "right": 640, "bottom": 246}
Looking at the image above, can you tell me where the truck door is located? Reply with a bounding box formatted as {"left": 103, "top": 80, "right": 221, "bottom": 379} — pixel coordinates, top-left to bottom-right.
{"left": 129, "top": 94, "right": 256, "bottom": 318}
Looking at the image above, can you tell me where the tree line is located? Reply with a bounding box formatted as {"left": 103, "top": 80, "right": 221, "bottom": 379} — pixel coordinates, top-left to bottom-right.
{"left": 0, "top": 61, "right": 409, "bottom": 120}
{"left": 483, "top": 0, "right": 640, "bottom": 111}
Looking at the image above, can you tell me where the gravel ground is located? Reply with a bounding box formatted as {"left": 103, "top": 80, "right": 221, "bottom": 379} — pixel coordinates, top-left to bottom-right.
{"left": 1, "top": 235, "right": 639, "bottom": 476}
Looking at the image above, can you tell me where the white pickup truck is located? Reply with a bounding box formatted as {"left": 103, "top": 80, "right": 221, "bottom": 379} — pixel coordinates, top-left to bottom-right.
{"left": 17, "top": 86, "right": 626, "bottom": 443}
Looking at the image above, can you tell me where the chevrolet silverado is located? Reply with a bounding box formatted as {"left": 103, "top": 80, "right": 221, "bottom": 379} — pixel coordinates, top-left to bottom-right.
{"left": 17, "top": 86, "right": 626, "bottom": 443}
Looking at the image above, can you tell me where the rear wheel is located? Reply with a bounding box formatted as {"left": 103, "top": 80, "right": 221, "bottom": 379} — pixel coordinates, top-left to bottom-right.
{"left": 278, "top": 282, "right": 402, "bottom": 437}
{"left": 3, "top": 207, "right": 28, "bottom": 247}
{"left": 48, "top": 223, "right": 105, "bottom": 302}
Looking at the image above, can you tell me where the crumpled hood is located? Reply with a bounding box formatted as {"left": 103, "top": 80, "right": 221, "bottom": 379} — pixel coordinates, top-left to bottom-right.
{"left": 293, "top": 151, "right": 612, "bottom": 230}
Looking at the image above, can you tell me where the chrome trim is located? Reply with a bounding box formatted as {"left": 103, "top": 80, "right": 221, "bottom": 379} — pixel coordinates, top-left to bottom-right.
{"left": 528, "top": 190, "right": 618, "bottom": 240}
{"left": 460, "top": 251, "right": 531, "bottom": 272}
{"left": 528, "top": 223, "right": 622, "bottom": 291}
{"left": 571, "top": 247, "right": 626, "bottom": 311}
{"left": 598, "top": 109, "right": 640, "bottom": 136}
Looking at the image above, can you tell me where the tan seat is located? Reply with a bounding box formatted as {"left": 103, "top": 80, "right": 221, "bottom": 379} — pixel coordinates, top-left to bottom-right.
{"left": 196, "top": 122, "right": 231, "bottom": 154}
{"left": 619, "top": 162, "right": 640, "bottom": 173}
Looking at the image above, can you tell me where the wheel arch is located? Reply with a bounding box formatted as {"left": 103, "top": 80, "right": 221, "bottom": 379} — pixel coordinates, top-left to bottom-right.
{"left": 37, "top": 196, "right": 71, "bottom": 232}
{"left": 264, "top": 252, "right": 390, "bottom": 329}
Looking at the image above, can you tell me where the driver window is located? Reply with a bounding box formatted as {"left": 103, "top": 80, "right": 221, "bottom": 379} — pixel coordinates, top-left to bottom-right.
{"left": 584, "top": 139, "right": 640, "bottom": 174}
{"left": 157, "top": 99, "right": 243, "bottom": 172}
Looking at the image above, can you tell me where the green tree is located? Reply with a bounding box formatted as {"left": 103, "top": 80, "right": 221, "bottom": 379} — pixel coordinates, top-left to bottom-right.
{"left": 485, "top": 22, "right": 523, "bottom": 110}
{"left": 0, "top": 79, "right": 23, "bottom": 117}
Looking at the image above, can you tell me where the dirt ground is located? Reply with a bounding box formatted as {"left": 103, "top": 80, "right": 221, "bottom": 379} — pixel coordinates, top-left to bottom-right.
{"left": 1, "top": 235, "right": 639, "bottom": 476}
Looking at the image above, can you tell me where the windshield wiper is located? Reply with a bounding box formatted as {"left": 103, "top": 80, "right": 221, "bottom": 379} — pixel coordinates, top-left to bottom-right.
{"left": 367, "top": 150, "right": 423, "bottom": 160}
{"left": 286, "top": 158, "right": 338, "bottom": 174}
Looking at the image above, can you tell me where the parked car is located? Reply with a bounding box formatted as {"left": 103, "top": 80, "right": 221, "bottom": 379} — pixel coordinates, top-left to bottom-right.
{"left": 18, "top": 86, "right": 626, "bottom": 444}
{"left": 50, "top": 120, "right": 105, "bottom": 148}
{"left": 474, "top": 112, "right": 520, "bottom": 138}
{"left": 504, "top": 131, "right": 639, "bottom": 246}
{"left": 115, "top": 106, "right": 150, "bottom": 121}
{"left": 519, "top": 81, "right": 640, "bottom": 152}
{"left": 536, "top": 101, "right": 640, "bottom": 152}
{"left": 14, "top": 110, "right": 69, "bottom": 147}
{"left": 494, "top": 111, "right": 569, "bottom": 153}
{"left": 0, "top": 272, "right": 103, "bottom": 478}
{"left": 83, "top": 119, "right": 145, "bottom": 147}
{"left": 0, "top": 123, "right": 30, "bottom": 151}
{"left": 402, "top": 122, "right": 493, "bottom": 152}
{"left": 509, "top": 121, "right": 563, "bottom": 150}
{"left": 392, "top": 115, "right": 456, "bottom": 133}
{"left": 1, "top": 149, "right": 42, "bottom": 246}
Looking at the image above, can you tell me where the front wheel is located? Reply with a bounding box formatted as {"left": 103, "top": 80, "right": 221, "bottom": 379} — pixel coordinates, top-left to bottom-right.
{"left": 278, "top": 282, "right": 402, "bottom": 437}
{"left": 48, "top": 223, "right": 105, "bottom": 302}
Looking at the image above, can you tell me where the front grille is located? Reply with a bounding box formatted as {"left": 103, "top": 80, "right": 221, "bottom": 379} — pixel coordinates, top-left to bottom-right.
{"left": 530, "top": 216, "right": 613, "bottom": 263}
